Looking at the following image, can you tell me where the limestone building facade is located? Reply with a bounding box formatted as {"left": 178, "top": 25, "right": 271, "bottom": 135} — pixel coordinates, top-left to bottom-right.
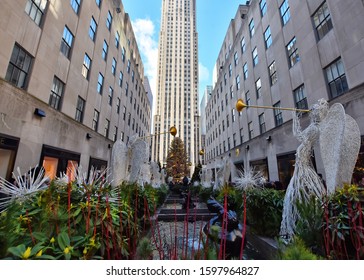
{"left": 204, "top": 0, "right": 364, "bottom": 187}
{"left": 0, "top": 0, "right": 152, "bottom": 181}
{"left": 152, "top": 0, "right": 200, "bottom": 173}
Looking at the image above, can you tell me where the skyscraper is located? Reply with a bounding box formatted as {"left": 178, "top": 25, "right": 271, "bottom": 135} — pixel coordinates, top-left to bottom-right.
{"left": 152, "top": 0, "right": 200, "bottom": 173}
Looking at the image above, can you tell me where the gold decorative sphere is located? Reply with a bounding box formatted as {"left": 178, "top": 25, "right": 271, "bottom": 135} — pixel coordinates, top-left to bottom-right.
{"left": 199, "top": 149, "right": 205, "bottom": 156}
{"left": 236, "top": 98, "right": 247, "bottom": 112}
{"left": 169, "top": 126, "right": 177, "bottom": 136}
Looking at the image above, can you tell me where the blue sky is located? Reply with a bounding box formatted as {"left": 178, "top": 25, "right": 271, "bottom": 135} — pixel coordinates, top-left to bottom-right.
{"left": 122, "top": 0, "right": 247, "bottom": 105}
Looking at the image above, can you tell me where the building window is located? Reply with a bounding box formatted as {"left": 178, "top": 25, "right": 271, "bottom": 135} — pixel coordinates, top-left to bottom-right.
{"left": 245, "top": 91, "right": 251, "bottom": 106}
{"left": 236, "top": 75, "right": 240, "bottom": 90}
{"left": 120, "top": 131, "right": 124, "bottom": 142}
{"left": 111, "top": 58, "right": 117, "bottom": 75}
{"left": 260, "top": 0, "right": 267, "bottom": 17}
{"left": 102, "top": 40, "right": 108, "bottom": 60}
{"left": 259, "top": 113, "right": 266, "bottom": 134}
{"left": 252, "top": 47, "right": 258, "bottom": 66}
{"left": 116, "top": 97, "right": 120, "bottom": 114}
{"left": 121, "top": 47, "right": 126, "bottom": 62}
{"left": 82, "top": 53, "right": 91, "bottom": 80}
{"left": 25, "top": 0, "right": 47, "bottom": 26}
{"left": 115, "top": 31, "right": 120, "bottom": 48}
{"left": 325, "top": 58, "right": 348, "bottom": 98}
{"left": 232, "top": 109, "right": 236, "bottom": 123}
{"left": 256, "top": 78, "right": 262, "bottom": 98}
{"left": 248, "top": 122, "right": 253, "bottom": 140}
{"left": 75, "top": 96, "right": 85, "bottom": 123}
{"left": 108, "top": 87, "right": 113, "bottom": 105}
{"left": 104, "top": 119, "right": 110, "bottom": 138}
{"left": 49, "top": 76, "right": 64, "bottom": 110}
{"left": 240, "top": 128, "right": 244, "bottom": 144}
{"left": 92, "top": 109, "right": 99, "bottom": 131}
{"left": 264, "top": 26, "right": 272, "bottom": 49}
{"left": 132, "top": 70, "right": 135, "bottom": 82}
{"left": 243, "top": 63, "right": 248, "bottom": 80}
{"left": 123, "top": 106, "right": 126, "bottom": 120}
{"left": 127, "top": 113, "right": 131, "bottom": 126}
{"left": 241, "top": 37, "right": 246, "bottom": 53}
{"left": 70, "top": 0, "right": 81, "bottom": 14}
{"left": 280, "top": 0, "right": 290, "bottom": 25}
{"left": 233, "top": 133, "right": 237, "bottom": 147}
{"left": 106, "top": 11, "right": 112, "bottom": 30}
{"left": 234, "top": 52, "right": 238, "bottom": 66}
{"left": 5, "top": 44, "right": 33, "bottom": 89}
{"left": 230, "top": 85, "right": 234, "bottom": 98}
{"left": 119, "top": 71, "right": 124, "bottom": 87}
{"left": 127, "top": 60, "right": 131, "bottom": 73}
{"left": 95, "top": 0, "right": 101, "bottom": 8}
{"left": 273, "top": 102, "right": 283, "bottom": 126}
{"left": 125, "top": 82, "right": 129, "bottom": 96}
{"left": 113, "top": 126, "right": 118, "bottom": 142}
{"left": 269, "top": 61, "right": 277, "bottom": 85}
{"left": 229, "top": 64, "right": 232, "bottom": 77}
{"left": 60, "top": 26, "right": 74, "bottom": 58}
{"left": 249, "top": 19, "right": 255, "bottom": 37}
{"left": 89, "top": 17, "right": 97, "bottom": 41}
{"left": 313, "top": 2, "right": 333, "bottom": 40}
{"left": 293, "top": 85, "right": 308, "bottom": 110}
{"left": 97, "top": 73, "right": 104, "bottom": 94}
{"left": 287, "top": 37, "right": 300, "bottom": 67}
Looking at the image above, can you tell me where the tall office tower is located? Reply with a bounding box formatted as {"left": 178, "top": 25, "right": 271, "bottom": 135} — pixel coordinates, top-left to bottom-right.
{"left": 152, "top": 0, "right": 200, "bottom": 173}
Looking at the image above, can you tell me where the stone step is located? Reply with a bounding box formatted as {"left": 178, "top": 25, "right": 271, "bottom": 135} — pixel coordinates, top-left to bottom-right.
{"left": 159, "top": 208, "right": 212, "bottom": 215}
{"left": 156, "top": 212, "right": 216, "bottom": 222}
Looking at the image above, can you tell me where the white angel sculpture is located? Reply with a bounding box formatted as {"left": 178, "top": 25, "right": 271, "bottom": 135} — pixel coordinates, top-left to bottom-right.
{"left": 150, "top": 161, "right": 162, "bottom": 188}
{"left": 280, "top": 99, "right": 361, "bottom": 239}
{"left": 127, "top": 135, "right": 149, "bottom": 184}
{"left": 110, "top": 138, "right": 129, "bottom": 187}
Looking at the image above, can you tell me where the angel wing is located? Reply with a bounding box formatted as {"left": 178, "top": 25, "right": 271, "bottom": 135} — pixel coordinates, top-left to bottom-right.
{"left": 128, "top": 137, "right": 149, "bottom": 183}
{"left": 319, "top": 103, "right": 361, "bottom": 194}
{"left": 340, "top": 114, "right": 361, "bottom": 186}
{"left": 110, "top": 140, "right": 129, "bottom": 187}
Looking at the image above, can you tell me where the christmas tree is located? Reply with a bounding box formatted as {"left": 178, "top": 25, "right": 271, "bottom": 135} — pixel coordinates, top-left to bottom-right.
{"left": 166, "top": 137, "right": 189, "bottom": 180}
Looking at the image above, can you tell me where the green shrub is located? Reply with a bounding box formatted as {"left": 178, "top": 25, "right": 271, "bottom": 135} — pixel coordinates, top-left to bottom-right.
{"left": 278, "top": 237, "right": 320, "bottom": 260}
{"left": 245, "top": 188, "right": 285, "bottom": 237}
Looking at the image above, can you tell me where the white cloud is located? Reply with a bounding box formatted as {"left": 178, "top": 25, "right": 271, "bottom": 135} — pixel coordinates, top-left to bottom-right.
{"left": 131, "top": 18, "right": 158, "bottom": 99}
{"left": 199, "top": 62, "right": 209, "bottom": 82}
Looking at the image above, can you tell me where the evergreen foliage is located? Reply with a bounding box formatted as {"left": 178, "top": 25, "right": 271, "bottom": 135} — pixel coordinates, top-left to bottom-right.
{"left": 165, "top": 137, "right": 189, "bottom": 180}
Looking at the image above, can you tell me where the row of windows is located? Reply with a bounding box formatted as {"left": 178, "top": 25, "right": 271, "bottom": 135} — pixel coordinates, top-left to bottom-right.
{"left": 6, "top": 1, "right": 151, "bottom": 141}
{"left": 208, "top": 2, "right": 336, "bottom": 121}
{"left": 205, "top": 56, "right": 347, "bottom": 153}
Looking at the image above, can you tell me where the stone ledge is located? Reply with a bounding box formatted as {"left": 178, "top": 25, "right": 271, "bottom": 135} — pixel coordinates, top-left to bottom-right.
{"left": 246, "top": 227, "right": 279, "bottom": 260}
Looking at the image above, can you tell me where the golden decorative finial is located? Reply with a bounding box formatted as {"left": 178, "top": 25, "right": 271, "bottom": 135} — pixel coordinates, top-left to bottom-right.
{"left": 169, "top": 126, "right": 177, "bottom": 136}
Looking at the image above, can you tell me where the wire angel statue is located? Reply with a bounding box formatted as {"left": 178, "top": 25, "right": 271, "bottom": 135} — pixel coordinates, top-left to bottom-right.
{"left": 280, "top": 98, "right": 361, "bottom": 239}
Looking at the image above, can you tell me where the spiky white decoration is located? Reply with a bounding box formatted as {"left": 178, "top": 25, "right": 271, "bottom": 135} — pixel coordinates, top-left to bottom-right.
{"left": 234, "top": 166, "right": 263, "bottom": 190}
{"left": 0, "top": 166, "right": 49, "bottom": 212}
